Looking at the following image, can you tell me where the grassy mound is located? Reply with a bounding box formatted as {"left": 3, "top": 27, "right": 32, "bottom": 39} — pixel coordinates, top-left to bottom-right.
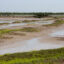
{"left": 20, "top": 27, "right": 39, "bottom": 32}
{"left": 0, "top": 27, "right": 39, "bottom": 34}
{"left": 0, "top": 27, "right": 39, "bottom": 38}
{"left": 0, "top": 48, "right": 64, "bottom": 64}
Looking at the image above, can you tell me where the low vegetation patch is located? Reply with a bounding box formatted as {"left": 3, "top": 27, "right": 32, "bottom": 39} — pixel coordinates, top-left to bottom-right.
{"left": 20, "top": 27, "right": 40, "bottom": 32}
{"left": 13, "top": 20, "right": 39, "bottom": 23}
{"left": 0, "top": 23, "right": 9, "bottom": 25}
{"left": 22, "top": 20, "right": 38, "bottom": 23}
{"left": 12, "top": 21, "right": 22, "bottom": 23}
{"left": 0, "top": 27, "right": 39, "bottom": 35}
{"left": 44, "top": 20, "right": 64, "bottom": 27}
{"left": 0, "top": 27, "right": 39, "bottom": 38}
{"left": 9, "top": 32, "right": 26, "bottom": 36}
{"left": 0, "top": 48, "right": 64, "bottom": 64}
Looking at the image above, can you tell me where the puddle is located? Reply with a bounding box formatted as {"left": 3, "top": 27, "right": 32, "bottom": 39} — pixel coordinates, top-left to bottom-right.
{"left": 0, "top": 20, "right": 54, "bottom": 29}
{"left": 0, "top": 23, "right": 27, "bottom": 29}
{"left": 51, "top": 30, "right": 64, "bottom": 37}
{"left": 27, "top": 20, "right": 54, "bottom": 25}
{"left": 0, "top": 20, "right": 14, "bottom": 23}
{"left": 0, "top": 38, "right": 64, "bottom": 55}
{"left": 35, "top": 20, "right": 54, "bottom": 25}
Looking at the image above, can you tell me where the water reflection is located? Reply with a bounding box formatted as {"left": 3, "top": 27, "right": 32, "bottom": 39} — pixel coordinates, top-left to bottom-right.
{"left": 0, "top": 20, "right": 54, "bottom": 29}
{"left": 51, "top": 30, "right": 64, "bottom": 37}
{"left": 0, "top": 38, "right": 64, "bottom": 55}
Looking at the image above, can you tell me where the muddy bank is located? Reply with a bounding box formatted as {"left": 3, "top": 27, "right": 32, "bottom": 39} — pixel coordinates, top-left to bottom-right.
{"left": 0, "top": 26, "right": 64, "bottom": 55}
{"left": 0, "top": 37, "right": 64, "bottom": 55}
{"left": 0, "top": 20, "right": 54, "bottom": 29}
{"left": 0, "top": 17, "right": 54, "bottom": 21}
{"left": 0, "top": 18, "right": 64, "bottom": 55}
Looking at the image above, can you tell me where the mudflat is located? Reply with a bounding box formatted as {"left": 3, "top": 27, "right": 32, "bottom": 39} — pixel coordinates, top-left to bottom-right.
{"left": 0, "top": 17, "right": 64, "bottom": 55}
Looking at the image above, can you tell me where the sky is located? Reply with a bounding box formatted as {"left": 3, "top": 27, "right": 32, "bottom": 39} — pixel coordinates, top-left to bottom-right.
{"left": 0, "top": 0, "right": 64, "bottom": 12}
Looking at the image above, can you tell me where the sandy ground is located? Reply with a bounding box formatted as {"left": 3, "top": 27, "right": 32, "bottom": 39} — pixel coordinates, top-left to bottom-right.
{"left": 0, "top": 17, "right": 64, "bottom": 54}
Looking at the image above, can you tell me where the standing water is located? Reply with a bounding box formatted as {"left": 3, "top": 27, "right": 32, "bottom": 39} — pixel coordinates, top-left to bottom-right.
{"left": 0, "top": 38, "right": 64, "bottom": 55}
{"left": 51, "top": 30, "right": 64, "bottom": 37}
{"left": 0, "top": 20, "right": 54, "bottom": 29}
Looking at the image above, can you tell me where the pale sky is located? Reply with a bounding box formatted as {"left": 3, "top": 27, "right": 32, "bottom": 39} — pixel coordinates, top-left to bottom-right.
{"left": 0, "top": 0, "right": 64, "bottom": 12}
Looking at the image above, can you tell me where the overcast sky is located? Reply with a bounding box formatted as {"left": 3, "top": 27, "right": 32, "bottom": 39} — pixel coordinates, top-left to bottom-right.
{"left": 0, "top": 0, "right": 64, "bottom": 12}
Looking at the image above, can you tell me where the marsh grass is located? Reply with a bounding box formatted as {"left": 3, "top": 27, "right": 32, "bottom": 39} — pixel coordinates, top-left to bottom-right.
{"left": 9, "top": 32, "right": 26, "bottom": 36}
{"left": 44, "top": 20, "right": 64, "bottom": 27}
{"left": 0, "top": 27, "right": 39, "bottom": 38}
{"left": 12, "top": 20, "right": 38, "bottom": 23}
{"left": 12, "top": 21, "right": 22, "bottom": 23}
{"left": 0, "top": 27, "right": 39, "bottom": 34}
{"left": 22, "top": 20, "right": 38, "bottom": 23}
{"left": 20, "top": 27, "right": 40, "bottom": 32}
{"left": 0, "top": 23, "right": 9, "bottom": 25}
{"left": 0, "top": 48, "right": 64, "bottom": 64}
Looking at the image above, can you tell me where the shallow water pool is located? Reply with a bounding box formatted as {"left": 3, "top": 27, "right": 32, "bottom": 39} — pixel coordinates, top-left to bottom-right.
{"left": 0, "top": 38, "right": 64, "bottom": 55}
{"left": 51, "top": 30, "right": 64, "bottom": 37}
{"left": 0, "top": 20, "right": 54, "bottom": 29}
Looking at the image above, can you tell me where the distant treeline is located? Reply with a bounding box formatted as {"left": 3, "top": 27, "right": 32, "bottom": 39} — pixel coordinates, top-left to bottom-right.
{"left": 0, "top": 12, "right": 64, "bottom": 18}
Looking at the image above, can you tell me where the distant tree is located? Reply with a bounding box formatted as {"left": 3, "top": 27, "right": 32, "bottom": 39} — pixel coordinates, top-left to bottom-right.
{"left": 34, "top": 13, "right": 49, "bottom": 18}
